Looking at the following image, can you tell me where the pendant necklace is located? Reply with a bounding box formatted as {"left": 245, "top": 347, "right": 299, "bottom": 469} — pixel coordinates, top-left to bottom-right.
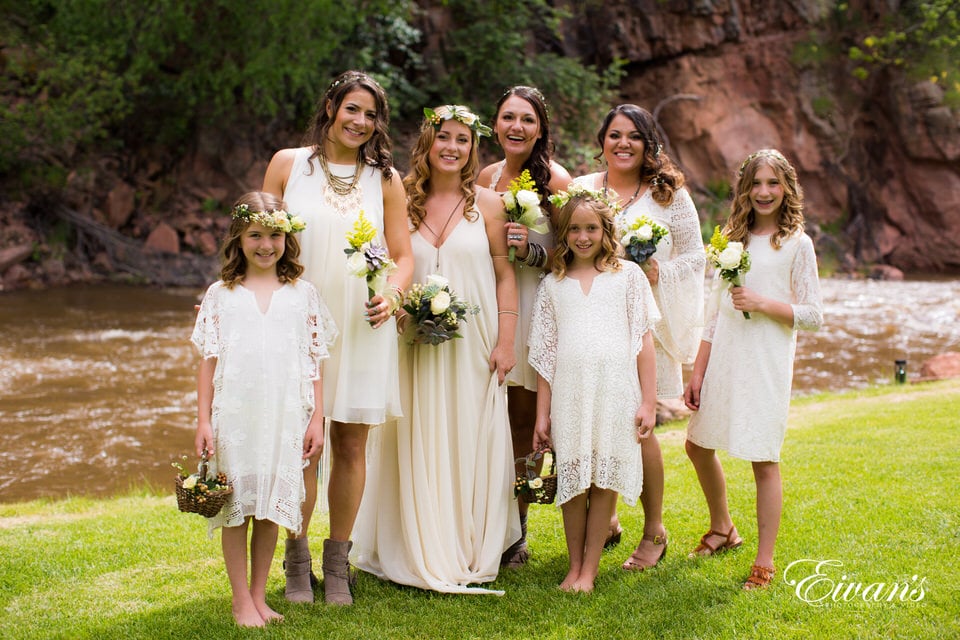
{"left": 420, "top": 195, "right": 466, "bottom": 269}
{"left": 603, "top": 171, "right": 643, "bottom": 210}
{"left": 319, "top": 152, "right": 363, "bottom": 195}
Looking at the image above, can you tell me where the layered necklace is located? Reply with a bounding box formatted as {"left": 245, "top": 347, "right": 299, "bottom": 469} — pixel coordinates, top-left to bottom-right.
{"left": 419, "top": 194, "right": 466, "bottom": 269}
{"left": 603, "top": 171, "right": 643, "bottom": 210}
{"left": 319, "top": 152, "right": 364, "bottom": 217}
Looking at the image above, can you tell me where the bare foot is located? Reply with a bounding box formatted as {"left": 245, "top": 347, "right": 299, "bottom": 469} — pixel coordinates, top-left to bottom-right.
{"left": 571, "top": 578, "right": 595, "bottom": 593}
{"left": 559, "top": 569, "right": 579, "bottom": 591}
{"left": 254, "top": 601, "right": 284, "bottom": 624}
{"left": 232, "top": 601, "right": 265, "bottom": 628}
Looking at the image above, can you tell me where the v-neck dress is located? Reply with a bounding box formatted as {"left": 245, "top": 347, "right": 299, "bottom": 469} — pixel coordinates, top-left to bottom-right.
{"left": 191, "top": 279, "right": 337, "bottom": 535}
{"left": 527, "top": 261, "right": 659, "bottom": 506}
{"left": 353, "top": 212, "right": 520, "bottom": 594}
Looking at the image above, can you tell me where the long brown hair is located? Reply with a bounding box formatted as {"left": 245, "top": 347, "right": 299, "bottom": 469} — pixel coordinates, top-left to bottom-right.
{"left": 725, "top": 149, "right": 804, "bottom": 249}
{"left": 595, "top": 104, "right": 685, "bottom": 207}
{"left": 493, "top": 86, "right": 556, "bottom": 204}
{"left": 219, "top": 192, "right": 304, "bottom": 287}
{"left": 551, "top": 194, "right": 622, "bottom": 280}
{"left": 302, "top": 70, "right": 394, "bottom": 179}
{"left": 404, "top": 110, "right": 481, "bottom": 229}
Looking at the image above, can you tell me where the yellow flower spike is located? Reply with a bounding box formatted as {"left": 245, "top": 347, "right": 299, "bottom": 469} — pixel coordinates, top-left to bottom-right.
{"left": 346, "top": 210, "right": 377, "bottom": 250}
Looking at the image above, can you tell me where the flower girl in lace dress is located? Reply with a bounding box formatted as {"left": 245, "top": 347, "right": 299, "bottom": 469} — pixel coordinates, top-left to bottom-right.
{"left": 683, "top": 150, "right": 823, "bottom": 591}
{"left": 192, "top": 192, "right": 336, "bottom": 626}
{"left": 528, "top": 187, "right": 659, "bottom": 592}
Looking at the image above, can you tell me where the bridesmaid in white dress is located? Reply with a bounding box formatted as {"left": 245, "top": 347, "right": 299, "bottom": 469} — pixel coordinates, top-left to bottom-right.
{"left": 684, "top": 149, "right": 822, "bottom": 591}
{"left": 477, "top": 86, "right": 572, "bottom": 567}
{"left": 576, "top": 104, "right": 705, "bottom": 569}
{"left": 353, "top": 105, "right": 520, "bottom": 594}
{"left": 262, "top": 71, "right": 413, "bottom": 605}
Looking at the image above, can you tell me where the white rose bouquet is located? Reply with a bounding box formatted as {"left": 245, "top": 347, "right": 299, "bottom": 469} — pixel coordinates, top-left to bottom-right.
{"left": 705, "top": 225, "right": 752, "bottom": 319}
{"left": 344, "top": 209, "right": 398, "bottom": 306}
{"left": 401, "top": 274, "right": 479, "bottom": 345}
{"left": 502, "top": 169, "right": 549, "bottom": 262}
{"left": 617, "top": 213, "right": 669, "bottom": 264}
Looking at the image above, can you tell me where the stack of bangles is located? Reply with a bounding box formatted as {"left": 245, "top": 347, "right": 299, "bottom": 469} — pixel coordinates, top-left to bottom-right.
{"left": 521, "top": 242, "right": 547, "bottom": 269}
{"left": 385, "top": 284, "right": 403, "bottom": 315}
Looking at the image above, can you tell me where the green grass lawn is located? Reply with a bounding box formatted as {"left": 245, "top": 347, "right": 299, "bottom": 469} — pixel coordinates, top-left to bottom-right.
{"left": 2, "top": 380, "right": 958, "bottom": 639}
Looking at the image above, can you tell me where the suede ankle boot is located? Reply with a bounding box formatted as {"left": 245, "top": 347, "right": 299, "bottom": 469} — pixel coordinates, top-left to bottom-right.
{"left": 322, "top": 538, "right": 354, "bottom": 605}
{"left": 283, "top": 537, "right": 315, "bottom": 603}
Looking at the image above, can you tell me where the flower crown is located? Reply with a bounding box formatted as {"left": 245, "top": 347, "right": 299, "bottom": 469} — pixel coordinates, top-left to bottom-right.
{"left": 424, "top": 105, "right": 492, "bottom": 138}
{"left": 502, "top": 86, "right": 550, "bottom": 118}
{"left": 548, "top": 183, "right": 623, "bottom": 215}
{"left": 738, "top": 148, "right": 789, "bottom": 177}
{"left": 232, "top": 204, "right": 306, "bottom": 233}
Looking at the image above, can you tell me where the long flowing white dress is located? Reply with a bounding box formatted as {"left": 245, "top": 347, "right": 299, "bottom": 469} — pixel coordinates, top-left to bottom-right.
{"left": 686, "top": 231, "right": 823, "bottom": 462}
{"left": 488, "top": 162, "right": 553, "bottom": 391}
{"left": 191, "top": 280, "right": 337, "bottom": 536}
{"left": 282, "top": 147, "right": 401, "bottom": 425}
{"left": 528, "top": 261, "right": 660, "bottom": 506}
{"left": 352, "top": 211, "right": 520, "bottom": 594}
{"left": 576, "top": 175, "right": 704, "bottom": 399}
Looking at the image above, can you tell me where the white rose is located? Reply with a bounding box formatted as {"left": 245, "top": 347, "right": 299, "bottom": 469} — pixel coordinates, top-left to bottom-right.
{"left": 516, "top": 189, "right": 540, "bottom": 210}
{"left": 622, "top": 230, "right": 636, "bottom": 244}
{"left": 430, "top": 290, "right": 452, "bottom": 315}
{"left": 635, "top": 224, "right": 654, "bottom": 241}
{"left": 426, "top": 273, "right": 449, "bottom": 289}
{"left": 181, "top": 475, "right": 198, "bottom": 490}
{"left": 717, "top": 244, "right": 743, "bottom": 270}
{"left": 528, "top": 477, "right": 544, "bottom": 489}
{"left": 345, "top": 251, "right": 368, "bottom": 276}
{"left": 502, "top": 191, "right": 516, "bottom": 210}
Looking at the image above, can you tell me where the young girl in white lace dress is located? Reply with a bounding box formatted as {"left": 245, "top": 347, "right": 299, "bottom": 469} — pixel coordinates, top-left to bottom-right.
{"left": 192, "top": 192, "right": 336, "bottom": 627}
{"left": 529, "top": 187, "right": 659, "bottom": 592}
{"left": 683, "top": 150, "right": 823, "bottom": 591}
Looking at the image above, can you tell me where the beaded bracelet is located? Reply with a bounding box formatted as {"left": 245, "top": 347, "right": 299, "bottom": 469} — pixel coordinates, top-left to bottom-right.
{"left": 522, "top": 242, "right": 547, "bottom": 269}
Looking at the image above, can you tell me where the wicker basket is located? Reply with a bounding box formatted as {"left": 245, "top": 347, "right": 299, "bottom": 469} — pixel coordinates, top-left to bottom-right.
{"left": 514, "top": 447, "right": 557, "bottom": 505}
{"left": 174, "top": 450, "right": 233, "bottom": 518}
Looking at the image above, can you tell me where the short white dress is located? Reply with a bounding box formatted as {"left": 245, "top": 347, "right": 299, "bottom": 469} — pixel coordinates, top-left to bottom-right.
{"left": 282, "top": 146, "right": 401, "bottom": 425}
{"left": 191, "top": 279, "right": 337, "bottom": 535}
{"left": 575, "top": 175, "right": 705, "bottom": 399}
{"left": 686, "top": 231, "right": 823, "bottom": 461}
{"left": 528, "top": 260, "right": 660, "bottom": 505}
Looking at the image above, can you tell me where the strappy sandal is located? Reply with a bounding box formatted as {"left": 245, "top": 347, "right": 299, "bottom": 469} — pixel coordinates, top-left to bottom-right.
{"left": 689, "top": 525, "right": 743, "bottom": 557}
{"left": 743, "top": 564, "right": 775, "bottom": 590}
{"left": 621, "top": 532, "right": 668, "bottom": 571}
{"left": 603, "top": 526, "right": 624, "bottom": 550}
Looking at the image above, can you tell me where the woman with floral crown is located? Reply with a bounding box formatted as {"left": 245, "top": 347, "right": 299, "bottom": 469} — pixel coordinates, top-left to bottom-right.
{"left": 477, "top": 86, "right": 572, "bottom": 568}
{"left": 352, "top": 105, "right": 520, "bottom": 593}
{"left": 576, "top": 104, "right": 705, "bottom": 570}
{"left": 262, "top": 70, "right": 413, "bottom": 605}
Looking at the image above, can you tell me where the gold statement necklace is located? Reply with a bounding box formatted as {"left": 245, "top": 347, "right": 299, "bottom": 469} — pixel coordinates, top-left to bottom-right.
{"left": 419, "top": 195, "right": 466, "bottom": 269}
{"left": 319, "top": 153, "right": 363, "bottom": 195}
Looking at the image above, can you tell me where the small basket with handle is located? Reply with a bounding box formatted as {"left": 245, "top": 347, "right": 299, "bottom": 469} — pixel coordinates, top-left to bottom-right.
{"left": 174, "top": 449, "right": 233, "bottom": 518}
{"left": 513, "top": 446, "right": 557, "bottom": 505}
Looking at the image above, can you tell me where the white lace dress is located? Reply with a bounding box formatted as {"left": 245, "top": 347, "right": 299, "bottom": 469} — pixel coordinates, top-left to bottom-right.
{"left": 191, "top": 280, "right": 337, "bottom": 535}
{"left": 686, "top": 231, "right": 823, "bottom": 462}
{"left": 575, "top": 175, "right": 705, "bottom": 399}
{"left": 528, "top": 260, "right": 660, "bottom": 506}
{"left": 282, "top": 147, "right": 401, "bottom": 425}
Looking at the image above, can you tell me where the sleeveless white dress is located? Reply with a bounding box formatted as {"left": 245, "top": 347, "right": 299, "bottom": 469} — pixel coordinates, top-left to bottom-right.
{"left": 528, "top": 261, "right": 660, "bottom": 506}
{"left": 282, "top": 147, "right": 401, "bottom": 425}
{"left": 686, "top": 231, "right": 822, "bottom": 461}
{"left": 575, "top": 175, "right": 705, "bottom": 399}
{"left": 191, "top": 279, "right": 337, "bottom": 535}
{"left": 352, "top": 211, "right": 520, "bottom": 594}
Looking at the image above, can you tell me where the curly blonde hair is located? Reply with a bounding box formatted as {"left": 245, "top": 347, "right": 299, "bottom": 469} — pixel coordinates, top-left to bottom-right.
{"left": 219, "top": 192, "right": 303, "bottom": 287}
{"left": 404, "top": 111, "right": 481, "bottom": 229}
{"left": 551, "top": 194, "right": 622, "bottom": 279}
{"left": 725, "top": 149, "right": 804, "bottom": 249}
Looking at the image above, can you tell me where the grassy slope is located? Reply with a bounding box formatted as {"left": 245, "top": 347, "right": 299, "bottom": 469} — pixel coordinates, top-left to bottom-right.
{"left": 2, "top": 381, "right": 958, "bottom": 640}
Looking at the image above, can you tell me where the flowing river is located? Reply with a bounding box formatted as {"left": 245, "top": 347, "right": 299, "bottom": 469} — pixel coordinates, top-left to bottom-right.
{"left": 1, "top": 278, "right": 958, "bottom": 503}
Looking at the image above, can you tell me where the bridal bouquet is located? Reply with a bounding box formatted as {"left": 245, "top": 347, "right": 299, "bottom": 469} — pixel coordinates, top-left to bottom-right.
{"left": 706, "top": 225, "right": 752, "bottom": 319}
{"left": 345, "top": 209, "right": 397, "bottom": 302}
{"left": 502, "top": 169, "right": 549, "bottom": 262}
{"left": 617, "top": 214, "right": 669, "bottom": 264}
{"left": 401, "top": 274, "right": 479, "bottom": 345}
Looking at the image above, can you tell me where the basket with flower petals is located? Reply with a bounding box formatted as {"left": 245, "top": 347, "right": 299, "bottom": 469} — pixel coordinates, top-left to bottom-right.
{"left": 173, "top": 449, "right": 233, "bottom": 518}
{"left": 513, "top": 447, "right": 557, "bottom": 505}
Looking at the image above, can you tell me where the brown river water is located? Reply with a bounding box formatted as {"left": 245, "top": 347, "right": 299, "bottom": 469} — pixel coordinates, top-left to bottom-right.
{"left": 1, "top": 278, "right": 958, "bottom": 504}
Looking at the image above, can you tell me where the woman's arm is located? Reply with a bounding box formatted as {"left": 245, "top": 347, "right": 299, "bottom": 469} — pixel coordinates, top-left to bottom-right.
{"left": 370, "top": 171, "right": 414, "bottom": 329}
{"left": 635, "top": 330, "right": 657, "bottom": 441}
{"left": 480, "top": 188, "right": 518, "bottom": 384}
{"left": 262, "top": 148, "right": 297, "bottom": 197}
{"left": 683, "top": 340, "right": 712, "bottom": 411}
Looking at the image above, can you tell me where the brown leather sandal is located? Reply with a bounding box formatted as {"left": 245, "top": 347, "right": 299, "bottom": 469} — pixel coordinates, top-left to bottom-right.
{"left": 689, "top": 525, "right": 743, "bottom": 557}
{"left": 621, "top": 532, "right": 668, "bottom": 571}
{"left": 743, "top": 564, "right": 775, "bottom": 590}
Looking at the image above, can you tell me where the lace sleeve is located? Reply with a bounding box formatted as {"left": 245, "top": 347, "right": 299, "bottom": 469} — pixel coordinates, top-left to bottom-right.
{"left": 527, "top": 277, "right": 558, "bottom": 385}
{"left": 303, "top": 281, "right": 339, "bottom": 381}
{"left": 190, "top": 282, "right": 222, "bottom": 359}
{"left": 653, "top": 188, "right": 706, "bottom": 362}
{"left": 790, "top": 233, "right": 823, "bottom": 332}
{"left": 701, "top": 272, "right": 722, "bottom": 343}
{"left": 626, "top": 262, "right": 661, "bottom": 356}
